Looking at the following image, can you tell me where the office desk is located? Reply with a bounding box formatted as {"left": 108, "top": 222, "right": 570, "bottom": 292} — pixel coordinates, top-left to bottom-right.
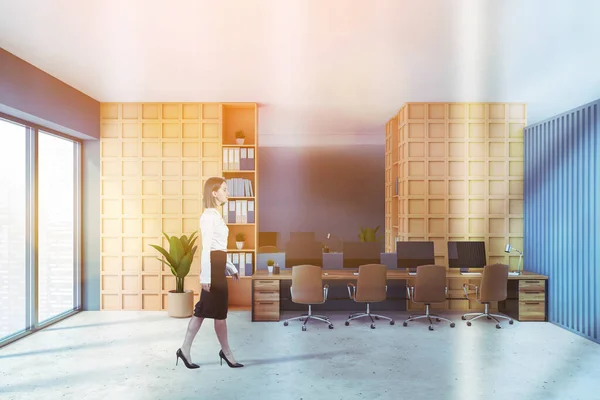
{"left": 251, "top": 270, "right": 548, "bottom": 323}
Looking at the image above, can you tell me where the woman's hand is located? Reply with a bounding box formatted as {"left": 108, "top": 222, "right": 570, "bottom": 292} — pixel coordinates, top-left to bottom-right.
{"left": 232, "top": 273, "right": 239, "bottom": 281}
{"left": 202, "top": 283, "right": 211, "bottom": 292}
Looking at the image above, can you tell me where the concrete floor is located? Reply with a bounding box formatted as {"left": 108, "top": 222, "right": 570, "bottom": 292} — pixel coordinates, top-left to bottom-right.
{"left": 1, "top": 310, "right": 599, "bottom": 400}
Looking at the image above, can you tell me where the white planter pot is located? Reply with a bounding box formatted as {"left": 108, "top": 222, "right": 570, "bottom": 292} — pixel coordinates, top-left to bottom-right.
{"left": 236, "top": 241, "right": 244, "bottom": 249}
{"left": 236, "top": 138, "right": 245, "bottom": 145}
{"left": 167, "top": 290, "right": 194, "bottom": 318}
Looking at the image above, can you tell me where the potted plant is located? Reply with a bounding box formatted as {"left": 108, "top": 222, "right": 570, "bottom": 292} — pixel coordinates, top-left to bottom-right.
{"left": 235, "top": 130, "right": 246, "bottom": 145}
{"left": 150, "top": 231, "right": 198, "bottom": 318}
{"left": 235, "top": 232, "right": 246, "bottom": 249}
{"left": 267, "top": 259, "right": 275, "bottom": 274}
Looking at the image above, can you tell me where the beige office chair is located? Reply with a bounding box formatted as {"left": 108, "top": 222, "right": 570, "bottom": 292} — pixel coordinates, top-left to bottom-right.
{"left": 462, "top": 263, "right": 514, "bottom": 329}
{"left": 403, "top": 264, "right": 455, "bottom": 331}
{"left": 258, "top": 245, "right": 279, "bottom": 253}
{"left": 282, "top": 265, "right": 334, "bottom": 331}
{"left": 346, "top": 264, "right": 395, "bottom": 329}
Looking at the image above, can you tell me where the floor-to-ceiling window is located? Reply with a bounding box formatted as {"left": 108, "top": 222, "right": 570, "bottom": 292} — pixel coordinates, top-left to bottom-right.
{"left": 0, "top": 119, "right": 27, "bottom": 340}
{"left": 0, "top": 117, "right": 81, "bottom": 346}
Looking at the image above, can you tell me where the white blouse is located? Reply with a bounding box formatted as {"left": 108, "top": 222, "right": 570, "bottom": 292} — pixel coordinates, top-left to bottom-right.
{"left": 199, "top": 208, "right": 238, "bottom": 284}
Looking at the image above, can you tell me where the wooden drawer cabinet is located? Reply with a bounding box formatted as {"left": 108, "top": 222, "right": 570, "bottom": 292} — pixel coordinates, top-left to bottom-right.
{"left": 518, "top": 280, "right": 546, "bottom": 321}
{"left": 253, "top": 301, "right": 280, "bottom": 321}
{"left": 253, "top": 279, "right": 280, "bottom": 321}
{"left": 518, "top": 301, "right": 545, "bottom": 321}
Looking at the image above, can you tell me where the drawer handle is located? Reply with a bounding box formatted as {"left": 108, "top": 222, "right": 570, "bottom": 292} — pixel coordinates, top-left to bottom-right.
{"left": 524, "top": 280, "right": 539, "bottom": 283}
{"left": 523, "top": 291, "right": 542, "bottom": 294}
{"left": 259, "top": 291, "right": 277, "bottom": 294}
{"left": 259, "top": 302, "right": 274, "bottom": 305}
{"left": 258, "top": 281, "right": 275, "bottom": 284}
{"left": 524, "top": 302, "right": 540, "bottom": 305}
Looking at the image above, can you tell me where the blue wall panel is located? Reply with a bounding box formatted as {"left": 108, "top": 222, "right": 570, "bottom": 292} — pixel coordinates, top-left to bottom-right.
{"left": 524, "top": 99, "right": 599, "bottom": 343}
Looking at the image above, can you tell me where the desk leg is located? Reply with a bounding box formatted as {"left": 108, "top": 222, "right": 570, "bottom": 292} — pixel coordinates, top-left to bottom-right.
{"left": 499, "top": 280, "right": 520, "bottom": 321}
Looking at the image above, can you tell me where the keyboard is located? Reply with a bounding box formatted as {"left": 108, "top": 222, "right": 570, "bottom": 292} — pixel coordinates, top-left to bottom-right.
{"left": 460, "top": 272, "right": 481, "bottom": 276}
{"left": 508, "top": 271, "right": 520, "bottom": 276}
{"left": 408, "top": 272, "right": 417, "bottom": 276}
{"left": 353, "top": 272, "right": 359, "bottom": 276}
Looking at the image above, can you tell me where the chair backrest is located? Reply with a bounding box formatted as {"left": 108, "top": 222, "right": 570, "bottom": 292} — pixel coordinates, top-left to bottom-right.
{"left": 355, "top": 263, "right": 387, "bottom": 302}
{"left": 414, "top": 264, "right": 447, "bottom": 303}
{"left": 480, "top": 263, "right": 509, "bottom": 302}
{"left": 258, "top": 245, "right": 279, "bottom": 253}
{"left": 291, "top": 265, "right": 323, "bottom": 304}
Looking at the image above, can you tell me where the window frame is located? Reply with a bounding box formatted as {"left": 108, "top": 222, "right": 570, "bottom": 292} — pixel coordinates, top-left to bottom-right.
{"left": 0, "top": 112, "right": 83, "bottom": 348}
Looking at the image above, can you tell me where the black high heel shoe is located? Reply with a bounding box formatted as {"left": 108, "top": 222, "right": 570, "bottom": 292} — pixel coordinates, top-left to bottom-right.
{"left": 219, "top": 349, "right": 244, "bottom": 368}
{"left": 176, "top": 348, "right": 199, "bottom": 369}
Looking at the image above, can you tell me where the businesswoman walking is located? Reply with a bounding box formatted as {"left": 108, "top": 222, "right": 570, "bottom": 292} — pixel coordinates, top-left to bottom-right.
{"left": 176, "top": 177, "right": 243, "bottom": 369}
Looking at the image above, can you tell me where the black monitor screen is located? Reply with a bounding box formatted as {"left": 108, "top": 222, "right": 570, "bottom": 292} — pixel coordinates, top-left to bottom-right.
{"left": 396, "top": 241, "right": 435, "bottom": 268}
{"left": 448, "top": 241, "right": 486, "bottom": 268}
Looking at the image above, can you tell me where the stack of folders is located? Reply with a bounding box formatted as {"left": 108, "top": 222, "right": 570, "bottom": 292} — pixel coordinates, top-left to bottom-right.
{"left": 225, "top": 178, "right": 254, "bottom": 197}
{"left": 223, "top": 147, "right": 255, "bottom": 171}
{"left": 222, "top": 200, "right": 255, "bottom": 224}
{"left": 227, "top": 252, "right": 253, "bottom": 276}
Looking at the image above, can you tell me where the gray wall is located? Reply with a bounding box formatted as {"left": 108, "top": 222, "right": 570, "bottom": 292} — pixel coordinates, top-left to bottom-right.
{"left": 0, "top": 48, "right": 99, "bottom": 140}
{"left": 257, "top": 145, "right": 385, "bottom": 248}
{"left": 82, "top": 141, "right": 100, "bottom": 310}
{"left": 0, "top": 48, "right": 101, "bottom": 310}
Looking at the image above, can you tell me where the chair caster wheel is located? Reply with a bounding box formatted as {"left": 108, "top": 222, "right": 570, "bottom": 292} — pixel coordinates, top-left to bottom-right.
{"left": 345, "top": 321, "right": 350, "bottom": 326}
{"left": 375, "top": 316, "right": 380, "bottom": 320}
{"left": 428, "top": 326, "right": 434, "bottom": 331}
{"left": 370, "top": 324, "right": 375, "bottom": 329}
{"left": 300, "top": 318, "right": 305, "bottom": 321}
{"left": 302, "top": 326, "right": 307, "bottom": 331}
{"left": 467, "top": 321, "right": 472, "bottom": 326}
{"left": 436, "top": 318, "right": 441, "bottom": 322}
{"left": 496, "top": 324, "right": 501, "bottom": 329}
{"left": 461, "top": 316, "right": 466, "bottom": 320}
{"left": 487, "top": 316, "right": 492, "bottom": 320}
{"left": 283, "top": 322, "right": 288, "bottom": 326}
{"left": 328, "top": 324, "right": 334, "bottom": 329}
{"left": 509, "top": 320, "right": 514, "bottom": 325}
{"left": 450, "top": 323, "right": 455, "bottom": 328}
{"left": 403, "top": 322, "right": 408, "bottom": 327}
{"left": 390, "top": 320, "right": 395, "bottom": 325}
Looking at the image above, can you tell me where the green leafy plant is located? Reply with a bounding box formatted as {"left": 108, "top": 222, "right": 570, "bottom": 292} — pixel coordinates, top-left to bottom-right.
{"left": 149, "top": 231, "right": 198, "bottom": 293}
{"left": 358, "top": 225, "right": 383, "bottom": 242}
{"left": 267, "top": 259, "right": 275, "bottom": 266}
{"left": 235, "top": 130, "right": 246, "bottom": 139}
{"left": 236, "top": 232, "right": 246, "bottom": 242}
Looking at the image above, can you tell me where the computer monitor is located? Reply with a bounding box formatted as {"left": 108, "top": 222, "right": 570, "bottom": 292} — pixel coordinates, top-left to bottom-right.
{"left": 396, "top": 241, "right": 435, "bottom": 273}
{"left": 447, "top": 241, "right": 486, "bottom": 272}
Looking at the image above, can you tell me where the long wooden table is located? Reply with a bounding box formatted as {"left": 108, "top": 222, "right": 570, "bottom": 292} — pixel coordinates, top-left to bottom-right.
{"left": 251, "top": 269, "right": 548, "bottom": 322}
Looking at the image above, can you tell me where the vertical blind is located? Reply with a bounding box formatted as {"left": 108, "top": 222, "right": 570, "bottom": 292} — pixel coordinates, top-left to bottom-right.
{"left": 524, "top": 99, "right": 599, "bottom": 343}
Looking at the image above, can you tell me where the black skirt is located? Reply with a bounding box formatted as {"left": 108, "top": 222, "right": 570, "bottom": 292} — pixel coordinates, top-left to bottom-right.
{"left": 194, "top": 250, "right": 228, "bottom": 320}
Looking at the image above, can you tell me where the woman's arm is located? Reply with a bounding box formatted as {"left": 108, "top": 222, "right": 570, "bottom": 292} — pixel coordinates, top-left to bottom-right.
{"left": 199, "top": 211, "right": 214, "bottom": 286}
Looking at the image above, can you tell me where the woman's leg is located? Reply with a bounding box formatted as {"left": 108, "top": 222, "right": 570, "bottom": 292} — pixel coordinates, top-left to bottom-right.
{"left": 214, "top": 319, "right": 238, "bottom": 363}
{"left": 181, "top": 316, "right": 204, "bottom": 361}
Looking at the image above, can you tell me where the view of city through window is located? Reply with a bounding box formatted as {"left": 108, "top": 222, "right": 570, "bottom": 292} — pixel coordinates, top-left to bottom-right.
{"left": 0, "top": 119, "right": 78, "bottom": 341}
{"left": 0, "top": 119, "right": 27, "bottom": 339}
{"left": 38, "top": 131, "right": 75, "bottom": 323}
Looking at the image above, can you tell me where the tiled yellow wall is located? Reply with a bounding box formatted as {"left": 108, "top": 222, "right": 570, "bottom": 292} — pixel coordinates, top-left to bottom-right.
{"left": 385, "top": 102, "right": 526, "bottom": 310}
{"left": 386, "top": 103, "right": 525, "bottom": 266}
{"left": 99, "top": 103, "right": 257, "bottom": 310}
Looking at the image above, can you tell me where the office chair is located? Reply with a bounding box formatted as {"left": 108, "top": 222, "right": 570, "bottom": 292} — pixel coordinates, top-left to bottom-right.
{"left": 282, "top": 265, "right": 334, "bottom": 331}
{"left": 462, "top": 263, "right": 514, "bottom": 329}
{"left": 403, "top": 264, "right": 455, "bottom": 331}
{"left": 346, "top": 263, "right": 395, "bottom": 329}
{"left": 258, "top": 245, "right": 279, "bottom": 253}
